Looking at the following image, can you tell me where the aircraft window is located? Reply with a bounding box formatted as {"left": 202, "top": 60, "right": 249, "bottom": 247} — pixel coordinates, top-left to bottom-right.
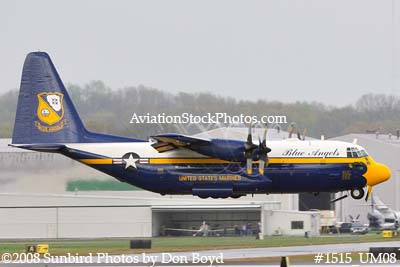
{"left": 349, "top": 147, "right": 359, "bottom": 158}
{"left": 353, "top": 162, "right": 365, "bottom": 170}
{"left": 346, "top": 148, "right": 352, "bottom": 158}
{"left": 359, "top": 150, "right": 368, "bottom": 157}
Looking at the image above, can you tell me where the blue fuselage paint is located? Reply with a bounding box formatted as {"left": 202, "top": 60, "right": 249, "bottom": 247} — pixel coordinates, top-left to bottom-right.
{"left": 56, "top": 143, "right": 369, "bottom": 198}
{"left": 73, "top": 161, "right": 366, "bottom": 195}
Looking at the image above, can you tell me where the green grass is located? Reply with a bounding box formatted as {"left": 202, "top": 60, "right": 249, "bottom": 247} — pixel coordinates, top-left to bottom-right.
{"left": 66, "top": 179, "right": 140, "bottom": 191}
{"left": 0, "top": 234, "right": 396, "bottom": 256}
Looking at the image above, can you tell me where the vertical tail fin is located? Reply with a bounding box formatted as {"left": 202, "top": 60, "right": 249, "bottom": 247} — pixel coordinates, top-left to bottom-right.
{"left": 12, "top": 52, "right": 87, "bottom": 144}
{"left": 12, "top": 52, "right": 140, "bottom": 144}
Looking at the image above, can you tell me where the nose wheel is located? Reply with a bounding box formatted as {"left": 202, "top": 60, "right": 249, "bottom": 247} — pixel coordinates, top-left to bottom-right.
{"left": 350, "top": 188, "right": 365, "bottom": 200}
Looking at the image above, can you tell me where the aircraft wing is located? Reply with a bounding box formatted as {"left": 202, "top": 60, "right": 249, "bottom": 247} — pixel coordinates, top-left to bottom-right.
{"left": 151, "top": 134, "right": 211, "bottom": 152}
{"left": 151, "top": 133, "right": 246, "bottom": 162}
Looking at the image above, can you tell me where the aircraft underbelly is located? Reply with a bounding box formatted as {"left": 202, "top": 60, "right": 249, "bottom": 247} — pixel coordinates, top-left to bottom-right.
{"left": 84, "top": 161, "right": 366, "bottom": 196}
{"left": 266, "top": 163, "right": 366, "bottom": 193}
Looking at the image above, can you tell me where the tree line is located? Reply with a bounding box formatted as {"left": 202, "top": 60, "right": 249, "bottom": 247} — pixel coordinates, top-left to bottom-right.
{"left": 1, "top": 81, "right": 399, "bottom": 139}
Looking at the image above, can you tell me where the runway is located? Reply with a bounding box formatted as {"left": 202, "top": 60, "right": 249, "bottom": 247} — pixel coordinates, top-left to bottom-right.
{"left": 138, "top": 240, "right": 400, "bottom": 259}
{"left": 2, "top": 241, "right": 400, "bottom": 266}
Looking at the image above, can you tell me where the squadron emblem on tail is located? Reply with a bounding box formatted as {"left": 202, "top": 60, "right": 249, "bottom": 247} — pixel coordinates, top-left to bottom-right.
{"left": 35, "top": 92, "right": 66, "bottom": 132}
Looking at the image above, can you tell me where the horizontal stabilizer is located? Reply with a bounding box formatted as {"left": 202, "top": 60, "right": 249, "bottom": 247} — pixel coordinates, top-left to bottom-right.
{"left": 9, "top": 143, "right": 66, "bottom": 152}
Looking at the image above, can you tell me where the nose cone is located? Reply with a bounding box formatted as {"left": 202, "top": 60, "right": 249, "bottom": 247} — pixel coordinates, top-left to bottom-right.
{"left": 364, "top": 163, "right": 391, "bottom": 186}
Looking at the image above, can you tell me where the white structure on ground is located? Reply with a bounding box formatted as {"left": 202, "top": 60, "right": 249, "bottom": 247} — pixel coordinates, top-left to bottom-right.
{"left": 0, "top": 192, "right": 319, "bottom": 238}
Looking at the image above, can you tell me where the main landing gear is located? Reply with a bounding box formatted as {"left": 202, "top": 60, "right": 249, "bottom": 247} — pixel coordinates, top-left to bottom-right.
{"left": 350, "top": 188, "right": 365, "bottom": 200}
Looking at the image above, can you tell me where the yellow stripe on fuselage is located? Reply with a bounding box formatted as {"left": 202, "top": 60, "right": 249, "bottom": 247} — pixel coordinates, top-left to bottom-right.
{"left": 79, "top": 157, "right": 369, "bottom": 165}
{"left": 80, "top": 159, "right": 113, "bottom": 165}
{"left": 149, "top": 158, "right": 231, "bottom": 164}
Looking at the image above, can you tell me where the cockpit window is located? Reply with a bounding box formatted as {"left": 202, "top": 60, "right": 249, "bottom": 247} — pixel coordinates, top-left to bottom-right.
{"left": 346, "top": 147, "right": 368, "bottom": 158}
{"left": 350, "top": 147, "right": 358, "bottom": 158}
{"left": 347, "top": 148, "right": 352, "bottom": 158}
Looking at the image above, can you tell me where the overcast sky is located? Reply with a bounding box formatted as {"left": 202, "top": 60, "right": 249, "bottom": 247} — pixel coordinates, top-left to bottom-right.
{"left": 0, "top": 0, "right": 399, "bottom": 105}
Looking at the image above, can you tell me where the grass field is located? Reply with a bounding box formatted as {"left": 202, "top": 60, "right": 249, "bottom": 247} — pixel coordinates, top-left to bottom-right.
{"left": 0, "top": 234, "right": 396, "bottom": 256}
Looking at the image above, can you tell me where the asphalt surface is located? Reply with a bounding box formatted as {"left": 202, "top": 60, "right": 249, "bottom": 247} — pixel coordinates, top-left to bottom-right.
{"left": 3, "top": 241, "right": 400, "bottom": 266}
{"left": 141, "top": 240, "right": 400, "bottom": 259}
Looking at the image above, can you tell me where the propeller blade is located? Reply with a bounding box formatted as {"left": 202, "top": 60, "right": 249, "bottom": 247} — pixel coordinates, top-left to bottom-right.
{"left": 259, "top": 159, "right": 265, "bottom": 175}
{"left": 247, "top": 122, "right": 252, "bottom": 142}
{"left": 244, "top": 123, "right": 256, "bottom": 175}
{"left": 247, "top": 158, "right": 253, "bottom": 175}
{"left": 258, "top": 127, "right": 271, "bottom": 174}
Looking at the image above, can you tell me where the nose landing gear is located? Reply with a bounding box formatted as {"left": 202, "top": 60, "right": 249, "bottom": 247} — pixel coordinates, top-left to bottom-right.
{"left": 350, "top": 188, "right": 365, "bottom": 200}
{"left": 331, "top": 187, "right": 367, "bottom": 203}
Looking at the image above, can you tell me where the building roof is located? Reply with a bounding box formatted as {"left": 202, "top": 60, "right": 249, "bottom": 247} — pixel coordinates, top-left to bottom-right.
{"left": 151, "top": 205, "right": 263, "bottom": 211}
{"left": 0, "top": 192, "right": 281, "bottom": 209}
{"left": 337, "top": 133, "right": 400, "bottom": 148}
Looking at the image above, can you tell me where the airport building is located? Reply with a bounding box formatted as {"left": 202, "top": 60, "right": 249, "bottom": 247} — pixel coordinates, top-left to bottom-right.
{"left": 0, "top": 192, "right": 320, "bottom": 239}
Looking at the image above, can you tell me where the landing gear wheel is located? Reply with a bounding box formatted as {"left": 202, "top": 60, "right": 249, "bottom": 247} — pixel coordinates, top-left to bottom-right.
{"left": 350, "top": 188, "right": 365, "bottom": 200}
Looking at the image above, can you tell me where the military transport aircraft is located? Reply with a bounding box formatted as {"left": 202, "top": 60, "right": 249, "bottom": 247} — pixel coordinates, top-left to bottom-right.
{"left": 10, "top": 52, "right": 391, "bottom": 201}
{"left": 367, "top": 195, "right": 400, "bottom": 230}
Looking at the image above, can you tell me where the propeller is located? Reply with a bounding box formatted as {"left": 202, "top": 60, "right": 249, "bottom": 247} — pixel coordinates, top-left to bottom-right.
{"left": 244, "top": 124, "right": 258, "bottom": 175}
{"left": 258, "top": 128, "right": 272, "bottom": 175}
{"left": 244, "top": 124, "right": 272, "bottom": 175}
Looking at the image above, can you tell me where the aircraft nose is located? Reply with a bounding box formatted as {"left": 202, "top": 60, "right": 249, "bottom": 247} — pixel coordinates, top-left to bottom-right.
{"left": 365, "top": 162, "right": 391, "bottom": 186}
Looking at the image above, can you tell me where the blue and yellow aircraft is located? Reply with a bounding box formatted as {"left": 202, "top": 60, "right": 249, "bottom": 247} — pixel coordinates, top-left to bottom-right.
{"left": 10, "top": 52, "right": 391, "bottom": 201}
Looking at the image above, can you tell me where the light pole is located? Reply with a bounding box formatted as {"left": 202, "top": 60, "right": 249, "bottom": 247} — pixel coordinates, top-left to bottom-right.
{"left": 396, "top": 170, "right": 400, "bottom": 210}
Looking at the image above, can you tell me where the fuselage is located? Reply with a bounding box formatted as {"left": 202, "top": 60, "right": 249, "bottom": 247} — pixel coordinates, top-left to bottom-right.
{"left": 11, "top": 52, "right": 391, "bottom": 200}
{"left": 59, "top": 138, "right": 391, "bottom": 198}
